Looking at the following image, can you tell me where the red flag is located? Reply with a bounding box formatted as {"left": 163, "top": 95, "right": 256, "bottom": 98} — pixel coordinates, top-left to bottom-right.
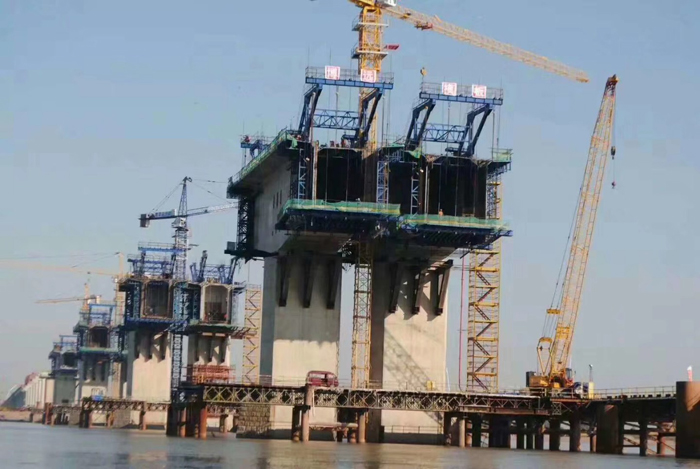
{"left": 384, "top": 44, "right": 400, "bottom": 51}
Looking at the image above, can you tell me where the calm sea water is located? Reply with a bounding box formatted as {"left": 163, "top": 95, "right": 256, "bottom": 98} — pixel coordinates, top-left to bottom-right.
{"left": 2, "top": 422, "right": 699, "bottom": 468}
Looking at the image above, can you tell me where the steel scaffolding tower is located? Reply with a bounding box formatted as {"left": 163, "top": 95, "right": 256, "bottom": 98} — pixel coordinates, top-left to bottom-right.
{"left": 242, "top": 284, "right": 262, "bottom": 385}
{"left": 351, "top": 242, "right": 373, "bottom": 388}
{"left": 466, "top": 171, "right": 503, "bottom": 392}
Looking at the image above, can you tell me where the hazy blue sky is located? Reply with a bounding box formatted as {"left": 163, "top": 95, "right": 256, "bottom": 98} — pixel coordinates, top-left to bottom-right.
{"left": 1, "top": 0, "right": 698, "bottom": 397}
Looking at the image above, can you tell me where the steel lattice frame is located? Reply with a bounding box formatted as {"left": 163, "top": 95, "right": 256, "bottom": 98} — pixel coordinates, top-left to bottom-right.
{"left": 466, "top": 173, "right": 502, "bottom": 392}
{"left": 355, "top": 7, "right": 386, "bottom": 153}
{"left": 351, "top": 242, "right": 373, "bottom": 388}
{"left": 242, "top": 285, "right": 262, "bottom": 385}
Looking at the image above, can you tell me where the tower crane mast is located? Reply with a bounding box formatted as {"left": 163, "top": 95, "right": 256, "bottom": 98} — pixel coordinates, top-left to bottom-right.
{"left": 530, "top": 75, "right": 618, "bottom": 391}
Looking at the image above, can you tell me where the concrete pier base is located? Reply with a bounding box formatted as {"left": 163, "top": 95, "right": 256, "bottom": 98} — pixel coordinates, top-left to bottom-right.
{"left": 676, "top": 381, "right": 700, "bottom": 459}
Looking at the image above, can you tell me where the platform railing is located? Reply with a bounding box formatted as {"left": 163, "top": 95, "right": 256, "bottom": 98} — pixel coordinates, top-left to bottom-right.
{"left": 592, "top": 386, "right": 677, "bottom": 399}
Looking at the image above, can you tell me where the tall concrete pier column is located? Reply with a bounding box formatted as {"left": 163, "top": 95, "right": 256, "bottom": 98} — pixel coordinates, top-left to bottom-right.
{"left": 458, "top": 415, "right": 466, "bottom": 448}
{"left": 596, "top": 404, "right": 620, "bottom": 454}
{"left": 676, "top": 381, "right": 700, "bottom": 459}
{"left": 569, "top": 413, "right": 582, "bottom": 452}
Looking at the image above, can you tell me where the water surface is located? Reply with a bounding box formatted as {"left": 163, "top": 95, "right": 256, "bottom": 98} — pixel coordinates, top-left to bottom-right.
{"left": 2, "top": 422, "right": 699, "bottom": 468}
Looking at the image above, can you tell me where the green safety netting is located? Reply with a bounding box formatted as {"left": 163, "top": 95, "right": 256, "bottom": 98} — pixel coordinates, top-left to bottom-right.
{"left": 280, "top": 199, "right": 401, "bottom": 217}
{"left": 490, "top": 150, "right": 513, "bottom": 163}
{"left": 238, "top": 129, "right": 295, "bottom": 181}
{"left": 402, "top": 214, "right": 509, "bottom": 230}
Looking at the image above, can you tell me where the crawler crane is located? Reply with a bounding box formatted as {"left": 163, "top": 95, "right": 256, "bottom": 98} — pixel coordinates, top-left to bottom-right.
{"left": 528, "top": 75, "right": 619, "bottom": 394}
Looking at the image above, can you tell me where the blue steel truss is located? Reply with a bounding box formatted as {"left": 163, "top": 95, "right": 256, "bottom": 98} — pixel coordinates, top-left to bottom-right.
{"left": 405, "top": 99, "right": 436, "bottom": 151}
{"left": 422, "top": 104, "right": 493, "bottom": 157}
{"left": 313, "top": 109, "right": 360, "bottom": 131}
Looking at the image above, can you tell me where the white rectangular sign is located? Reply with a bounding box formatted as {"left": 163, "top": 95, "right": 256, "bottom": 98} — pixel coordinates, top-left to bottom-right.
{"left": 441, "top": 82, "right": 458, "bottom": 96}
{"left": 471, "top": 84, "right": 488, "bottom": 99}
{"left": 325, "top": 66, "right": 341, "bottom": 80}
{"left": 360, "top": 69, "right": 377, "bottom": 83}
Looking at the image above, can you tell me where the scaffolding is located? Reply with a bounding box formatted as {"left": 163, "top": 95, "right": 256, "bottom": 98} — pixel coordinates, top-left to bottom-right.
{"left": 351, "top": 242, "right": 373, "bottom": 388}
{"left": 466, "top": 168, "right": 503, "bottom": 392}
{"left": 242, "top": 284, "right": 262, "bottom": 385}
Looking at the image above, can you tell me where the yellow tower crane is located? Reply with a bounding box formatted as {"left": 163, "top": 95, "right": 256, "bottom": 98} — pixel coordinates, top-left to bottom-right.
{"left": 344, "top": 0, "right": 589, "bottom": 391}
{"left": 530, "top": 75, "right": 618, "bottom": 392}
{"left": 347, "top": 0, "right": 589, "bottom": 84}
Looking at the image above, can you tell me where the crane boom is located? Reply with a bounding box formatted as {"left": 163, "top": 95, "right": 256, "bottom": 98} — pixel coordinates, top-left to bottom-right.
{"left": 383, "top": 5, "right": 589, "bottom": 83}
{"left": 534, "top": 75, "right": 618, "bottom": 389}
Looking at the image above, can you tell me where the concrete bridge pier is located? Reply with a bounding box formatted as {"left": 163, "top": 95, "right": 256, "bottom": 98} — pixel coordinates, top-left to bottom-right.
{"left": 676, "top": 381, "right": 700, "bottom": 459}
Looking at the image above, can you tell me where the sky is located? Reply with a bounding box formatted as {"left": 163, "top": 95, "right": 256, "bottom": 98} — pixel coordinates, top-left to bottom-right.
{"left": 1, "top": 0, "right": 698, "bottom": 397}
